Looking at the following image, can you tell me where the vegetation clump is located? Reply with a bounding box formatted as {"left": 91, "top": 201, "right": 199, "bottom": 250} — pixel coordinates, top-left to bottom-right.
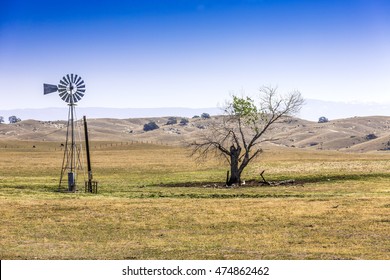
{"left": 166, "top": 117, "right": 177, "bottom": 125}
{"left": 179, "top": 118, "right": 189, "bottom": 126}
{"left": 143, "top": 121, "right": 159, "bottom": 131}
{"left": 318, "top": 116, "right": 329, "bottom": 123}
{"left": 201, "top": 113, "right": 211, "bottom": 119}
{"left": 365, "top": 133, "right": 377, "bottom": 140}
{"left": 9, "top": 115, "right": 22, "bottom": 124}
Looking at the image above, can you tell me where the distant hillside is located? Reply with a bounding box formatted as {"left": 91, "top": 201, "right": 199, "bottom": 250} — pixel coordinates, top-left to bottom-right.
{"left": 300, "top": 99, "right": 390, "bottom": 121}
{"left": 2, "top": 99, "right": 390, "bottom": 122}
{"left": 0, "top": 107, "right": 222, "bottom": 122}
{"left": 1, "top": 115, "right": 390, "bottom": 153}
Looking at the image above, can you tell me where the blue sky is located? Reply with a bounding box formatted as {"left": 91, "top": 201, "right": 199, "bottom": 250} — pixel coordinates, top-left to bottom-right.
{"left": 1, "top": 0, "right": 390, "bottom": 110}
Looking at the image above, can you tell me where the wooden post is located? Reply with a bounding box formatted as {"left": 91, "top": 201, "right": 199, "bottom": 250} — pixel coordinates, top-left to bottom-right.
{"left": 83, "top": 116, "right": 93, "bottom": 192}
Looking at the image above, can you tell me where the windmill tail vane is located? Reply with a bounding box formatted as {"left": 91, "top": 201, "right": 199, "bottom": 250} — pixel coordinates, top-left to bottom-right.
{"left": 43, "top": 84, "right": 58, "bottom": 95}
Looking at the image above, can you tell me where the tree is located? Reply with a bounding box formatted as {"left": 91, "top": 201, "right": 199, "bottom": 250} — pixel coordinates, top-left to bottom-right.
{"left": 190, "top": 86, "right": 304, "bottom": 186}
{"left": 318, "top": 116, "right": 329, "bottom": 123}
{"left": 201, "top": 113, "right": 210, "bottom": 119}
{"left": 143, "top": 121, "right": 159, "bottom": 131}
{"left": 8, "top": 116, "right": 21, "bottom": 124}
{"left": 166, "top": 117, "right": 177, "bottom": 125}
{"left": 179, "top": 118, "right": 189, "bottom": 126}
{"left": 0, "top": 116, "right": 4, "bottom": 123}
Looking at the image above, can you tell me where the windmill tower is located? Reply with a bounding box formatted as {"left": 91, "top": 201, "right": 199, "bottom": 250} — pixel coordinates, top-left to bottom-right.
{"left": 44, "top": 74, "right": 86, "bottom": 192}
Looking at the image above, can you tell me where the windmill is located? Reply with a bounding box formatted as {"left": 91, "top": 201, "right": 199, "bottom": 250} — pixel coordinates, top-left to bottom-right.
{"left": 44, "top": 74, "right": 86, "bottom": 192}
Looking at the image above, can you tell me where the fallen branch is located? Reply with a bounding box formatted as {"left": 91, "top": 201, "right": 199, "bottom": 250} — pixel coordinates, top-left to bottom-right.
{"left": 259, "top": 170, "right": 297, "bottom": 186}
{"left": 272, "top": 179, "right": 295, "bottom": 186}
{"left": 260, "top": 170, "right": 270, "bottom": 185}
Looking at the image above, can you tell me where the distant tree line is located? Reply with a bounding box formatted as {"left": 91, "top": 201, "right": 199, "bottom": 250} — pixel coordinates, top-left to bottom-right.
{"left": 0, "top": 115, "right": 22, "bottom": 124}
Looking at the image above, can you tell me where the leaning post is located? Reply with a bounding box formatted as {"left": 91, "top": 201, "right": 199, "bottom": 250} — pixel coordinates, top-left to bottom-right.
{"left": 83, "top": 116, "right": 93, "bottom": 192}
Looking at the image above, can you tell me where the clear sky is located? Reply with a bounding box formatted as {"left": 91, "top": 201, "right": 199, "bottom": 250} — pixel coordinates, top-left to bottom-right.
{"left": 1, "top": 0, "right": 390, "bottom": 110}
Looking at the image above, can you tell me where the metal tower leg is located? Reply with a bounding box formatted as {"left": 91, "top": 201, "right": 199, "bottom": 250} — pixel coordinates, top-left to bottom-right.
{"left": 59, "top": 103, "right": 80, "bottom": 192}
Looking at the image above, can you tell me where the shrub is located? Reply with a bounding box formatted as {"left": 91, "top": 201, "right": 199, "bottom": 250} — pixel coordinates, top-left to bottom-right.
{"left": 9, "top": 116, "right": 21, "bottom": 124}
{"left": 166, "top": 117, "right": 177, "bottom": 125}
{"left": 179, "top": 118, "right": 189, "bottom": 126}
{"left": 143, "top": 121, "right": 159, "bottom": 132}
{"left": 318, "top": 116, "right": 329, "bottom": 123}
{"left": 365, "top": 134, "right": 377, "bottom": 140}
{"left": 201, "top": 113, "right": 210, "bottom": 119}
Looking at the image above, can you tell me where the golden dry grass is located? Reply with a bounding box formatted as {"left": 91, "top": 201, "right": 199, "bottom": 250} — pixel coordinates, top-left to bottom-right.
{"left": 0, "top": 141, "right": 389, "bottom": 259}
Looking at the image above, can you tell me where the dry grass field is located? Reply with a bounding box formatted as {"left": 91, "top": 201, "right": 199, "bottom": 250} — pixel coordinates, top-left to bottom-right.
{"left": 0, "top": 140, "right": 390, "bottom": 259}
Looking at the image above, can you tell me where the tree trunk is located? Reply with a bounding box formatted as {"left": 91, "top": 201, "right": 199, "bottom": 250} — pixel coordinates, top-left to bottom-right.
{"left": 228, "top": 146, "right": 241, "bottom": 186}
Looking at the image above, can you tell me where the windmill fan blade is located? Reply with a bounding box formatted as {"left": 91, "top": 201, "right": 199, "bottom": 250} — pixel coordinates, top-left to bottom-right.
{"left": 75, "top": 76, "right": 82, "bottom": 85}
{"left": 62, "top": 76, "right": 68, "bottom": 84}
{"left": 60, "top": 78, "right": 69, "bottom": 86}
{"left": 58, "top": 90, "right": 67, "bottom": 96}
{"left": 59, "top": 92, "right": 67, "bottom": 99}
{"left": 73, "top": 94, "right": 81, "bottom": 102}
{"left": 59, "top": 91, "right": 67, "bottom": 98}
{"left": 76, "top": 81, "right": 85, "bottom": 87}
{"left": 65, "top": 94, "right": 71, "bottom": 103}
{"left": 74, "top": 92, "right": 84, "bottom": 101}
{"left": 43, "top": 84, "right": 58, "bottom": 95}
{"left": 59, "top": 79, "right": 68, "bottom": 86}
{"left": 71, "top": 74, "right": 75, "bottom": 83}
{"left": 66, "top": 74, "right": 71, "bottom": 84}
{"left": 64, "top": 76, "right": 70, "bottom": 84}
{"left": 77, "top": 89, "right": 86, "bottom": 93}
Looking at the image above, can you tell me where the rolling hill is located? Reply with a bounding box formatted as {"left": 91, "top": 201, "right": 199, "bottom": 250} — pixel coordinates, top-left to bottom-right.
{"left": 2, "top": 115, "right": 390, "bottom": 153}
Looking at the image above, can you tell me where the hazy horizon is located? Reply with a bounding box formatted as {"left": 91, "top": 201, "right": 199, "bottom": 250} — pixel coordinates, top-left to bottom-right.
{"left": 2, "top": 99, "right": 390, "bottom": 122}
